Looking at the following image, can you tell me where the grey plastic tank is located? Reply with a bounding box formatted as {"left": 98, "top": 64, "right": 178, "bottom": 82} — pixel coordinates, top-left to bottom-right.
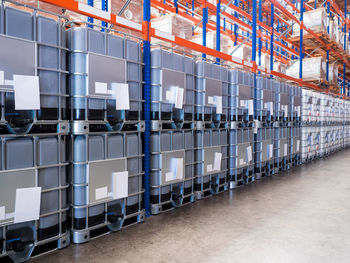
{"left": 229, "top": 127, "right": 254, "bottom": 188}
{"left": 69, "top": 131, "right": 144, "bottom": 243}
{"left": 255, "top": 127, "right": 274, "bottom": 179}
{"left": 274, "top": 127, "right": 290, "bottom": 171}
{"left": 194, "top": 128, "right": 228, "bottom": 199}
{"left": 256, "top": 76, "right": 275, "bottom": 124}
{"left": 150, "top": 130, "right": 195, "bottom": 214}
{"left": 196, "top": 60, "right": 229, "bottom": 126}
{"left": 151, "top": 48, "right": 195, "bottom": 129}
{"left": 0, "top": 135, "right": 69, "bottom": 262}
{"left": 229, "top": 68, "right": 254, "bottom": 124}
{"left": 68, "top": 26, "right": 142, "bottom": 132}
{"left": 0, "top": 6, "right": 68, "bottom": 134}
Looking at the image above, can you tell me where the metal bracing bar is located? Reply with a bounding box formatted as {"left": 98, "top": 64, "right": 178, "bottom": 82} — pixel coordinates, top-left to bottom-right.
{"left": 221, "top": 0, "right": 235, "bottom": 13}
{"left": 118, "top": 0, "right": 131, "bottom": 16}
{"left": 143, "top": 0, "right": 151, "bottom": 217}
{"left": 229, "top": 35, "right": 251, "bottom": 55}
{"left": 276, "top": 22, "right": 294, "bottom": 42}
{"left": 177, "top": 1, "right": 202, "bottom": 17}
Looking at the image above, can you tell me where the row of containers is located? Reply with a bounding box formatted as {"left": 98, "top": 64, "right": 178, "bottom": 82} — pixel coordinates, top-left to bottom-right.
{"left": 1, "top": 4, "right": 350, "bottom": 263}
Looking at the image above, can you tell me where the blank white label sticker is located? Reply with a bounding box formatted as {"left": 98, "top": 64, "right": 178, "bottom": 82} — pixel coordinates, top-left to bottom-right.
{"left": 78, "top": 2, "right": 111, "bottom": 20}
{"left": 112, "top": 83, "right": 130, "bottom": 110}
{"left": 240, "top": 100, "right": 246, "bottom": 107}
{"left": 14, "top": 75, "right": 40, "bottom": 110}
{"left": 213, "top": 152, "right": 222, "bottom": 171}
{"left": 166, "top": 90, "right": 174, "bottom": 101}
{"left": 165, "top": 172, "right": 174, "bottom": 182}
{"left": 246, "top": 146, "right": 252, "bottom": 162}
{"left": 268, "top": 144, "right": 273, "bottom": 158}
{"left": 171, "top": 158, "right": 184, "bottom": 180}
{"left": 14, "top": 187, "right": 41, "bottom": 224}
{"left": 95, "top": 186, "right": 108, "bottom": 200}
{"left": 0, "top": 206, "right": 5, "bottom": 221}
{"left": 208, "top": 96, "right": 214, "bottom": 105}
{"left": 247, "top": 100, "right": 254, "bottom": 115}
{"left": 95, "top": 82, "right": 108, "bottom": 94}
{"left": 214, "top": 96, "right": 222, "bottom": 114}
{"left": 284, "top": 143, "right": 288, "bottom": 156}
{"left": 297, "top": 140, "right": 300, "bottom": 151}
{"left": 175, "top": 87, "right": 184, "bottom": 109}
{"left": 111, "top": 171, "right": 129, "bottom": 200}
{"left": 207, "top": 164, "right": 213, "bottom": 173}
{"left": 0, "top": 71, "right": 4, "bottom": 85}
{"left": 239, "top": 158, "right": 245, "bottom": 166}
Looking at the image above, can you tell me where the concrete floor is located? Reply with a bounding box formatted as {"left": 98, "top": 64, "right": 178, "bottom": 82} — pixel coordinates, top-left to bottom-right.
{"left": 33, "top": 149, "right": 350, "bottom": 263}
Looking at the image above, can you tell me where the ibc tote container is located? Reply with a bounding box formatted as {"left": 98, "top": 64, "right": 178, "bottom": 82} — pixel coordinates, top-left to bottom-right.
{"left": 302, "top": 127, "right": 315, "bottom": 162}
{"left": 256, "top": 76, "right": 276, "bottom": 124}
{"left": 320, "top": 126, "right": 331, "bottom": 156}
{"left": 313, "top": 127, "right": 321, "bottom": 158}
{"left": 151, "top": 48, "right": 195, "bottom": 128}
{"left": 67, "top": 26, "right": 144, "bottom": 243}
{"left": 274, "top": 127, "right": 290, "bottom": 171}
{"left": 229, "top": 127, "right": 254, "bottom": 188}
{"left": 150, "top": 130, "right": 195, "bottom": 213}
{"left": 254, "top": 127, "right": 274, "bottom": 179}
{"left": 278, "top": 81, "right": 292, "bottom": 124}
{"left": 0, "top": 4, "right": 70, "bottom": 262}
{"left": 228, "top": 69, "right": 254, "bottom": 124}
{"left": 312, "top": 92, "right": 321, "bottom": 125}
{"left": 195, "top": 60, "right": 229, "bottom": 126}
{"left": 302, "top": 89, "right": 314, "bottom": 125}
{"left": 291, "top": 85, "right": 302, "bottom": 126}
{"left": 290, "top": 126, "right": 301, "bottom": 166}
{"left": 0, "top": 5, "right": 68, "bottom": 135}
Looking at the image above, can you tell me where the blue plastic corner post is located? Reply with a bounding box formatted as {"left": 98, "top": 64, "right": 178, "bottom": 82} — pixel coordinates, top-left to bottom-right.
{"left": 270, "top": 4, "right": 274, "bottom": 77}
{"left": 202, "top": 5, "right": 208, "bottom": 59}
{"left": 143, "top": 0, "right": 151, "bottom": 217}
{"left": 299, "top": 0, "right": 304, "bottom": 80}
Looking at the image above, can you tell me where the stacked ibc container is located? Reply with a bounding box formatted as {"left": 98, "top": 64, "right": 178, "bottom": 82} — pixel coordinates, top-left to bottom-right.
{"left": 195, "top": 60, "right": 229, "bottom": 197}
{"left": 0, "top": 5, "right": 70, "bottom": 262}
{"left": 68, "top": 26, "right": 144, "bottom": 243}
{"left": 150, "top": 49, "right": 196, "bottom": 214}
{"left": 290, "top": 85, "right": 302, "bottom": 167}
{"left": 255, "top": 77, "right": 276, "bottom": 179}
{"left": 229, "top": 69, "right": 254, "bottom": 188}
{"left": 273, "top": 81, "right": 295, "bottom": 172}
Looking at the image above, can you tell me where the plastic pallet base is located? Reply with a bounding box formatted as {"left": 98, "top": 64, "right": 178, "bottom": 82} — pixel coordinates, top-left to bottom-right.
{"left": 70, "top": 211, "right": 145, "bottom": 244}
{"left": 0, "top": 234, "right": 70, "bottom": 263}
{"left": 151, "top": 120, "right": 196, "bottom": 131}
{"left": 150, "top": 194, "right": 195, "bottom": 215}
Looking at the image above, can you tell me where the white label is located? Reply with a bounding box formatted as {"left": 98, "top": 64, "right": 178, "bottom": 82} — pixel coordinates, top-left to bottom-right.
{"left": 296, "top": 140, "right": 300, "bottom": 151}
{"left": 246, "top": 146, "right": 252, "bottom": 162}
{"left": 112, "top": 83, "right": 130, "bottom": 110}
{"left": 284, "top": 143, "right": 288, "bottom": 156}
{"left": 268, "top": 144, "right": 273, "bottom": 158}
{"left": 111, "top": 171, "right": 129, "bottom": 199}
{"left": 239, "top": 158, "right": 245, "bottom": 166}
{"left": 95, "top": 186, "right": 108, "bottom": 200}
{"left": 115, "top": 16, "right": 142, "bottom": 31}
{"left": 295, "top": 106, "right": 300, "bottom": 116}
{"left": 155, "top": 29, "right": 175, "bottom": 41}
{"left": 14, "top": 187, "right": 41, "bottom": 224}
{"left": 14, "top": 75, "right": 40, "bottom": 110}
{"left": 231, "top": 56, "right": 242, "bottom": 64}
{"left": 213, "top": 152, "right": 222, "bottom": 171}
{"left": 95, "top": 82, "right": 108, "bottom": 94}
{"left": 214, "top": 96, "right": 222, "bottom": 114}
{"left": 0, "top": 206, "right": 5, "bottom": 221}
{"left": 247, "top": 100, "right": 254, "bottom": 115}
{"left": 166, "top": 90, "right": 174, "bottom": 101}
{"left": 265, "top": 102, "right": 274, "bottom": 115}
{"left": 207, "top": 164, "right": 213, "bottom": 173}
{"left": 171, "top": 158, "right": 184, "bottom": 180}
{"left": 4, "top": 79, "right": 14, "bottom": 86}
{"left": 175, "top": 87, "right": 184, "bottom": 109}
{"left": 283, "top": 105, "right": 288, "bottom": 117}
{"left": 208, "top": 96, "right": 214, "bottom": 105}
{"left": 165, "top": 172, "right": 174, "bottom": 182}
{"left": 0, "top": 71, "right": 4, "bottom": 85}
{"left": 78, "top": 2, "right": 111, "bottom": 20}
